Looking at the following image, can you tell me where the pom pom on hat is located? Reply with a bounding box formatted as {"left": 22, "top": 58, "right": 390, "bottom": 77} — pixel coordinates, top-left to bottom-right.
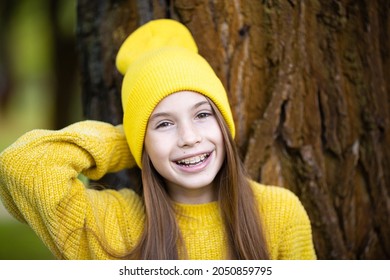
{"left": 116, "top": 19, "right": 198, "bottom": 75}
{"left": 116, "top": 19, "right": 235, "bottom": 168}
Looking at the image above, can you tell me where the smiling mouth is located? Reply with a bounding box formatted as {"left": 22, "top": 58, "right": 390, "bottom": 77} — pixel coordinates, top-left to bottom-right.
{"left": 175, "top": 152, "right": 211, "bottom": 167}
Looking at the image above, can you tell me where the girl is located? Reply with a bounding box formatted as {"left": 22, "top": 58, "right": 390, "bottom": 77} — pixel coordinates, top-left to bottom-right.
{"left": 0, "top": 19, "right": 316, "bottom": 260}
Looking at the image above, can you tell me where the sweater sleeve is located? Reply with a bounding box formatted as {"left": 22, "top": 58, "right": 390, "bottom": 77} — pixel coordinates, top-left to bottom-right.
{"left": 276, "top": 189, "right": 317, "bottom": 260}
{"left": 252, "top": 182, "right": 316, "bottom": 260}
{"left": 0, "top": 120, "right": 144, "bottom": 259}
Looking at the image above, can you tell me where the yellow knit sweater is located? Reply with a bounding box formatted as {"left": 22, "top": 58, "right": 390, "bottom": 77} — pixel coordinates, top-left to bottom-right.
{"left": 0, "top": 120, "right": 316, "bottom": 260}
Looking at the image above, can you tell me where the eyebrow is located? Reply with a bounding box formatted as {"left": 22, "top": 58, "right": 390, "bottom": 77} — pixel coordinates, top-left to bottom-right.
{"left": 149, "top": 100, "right": 210, "bottom": 122}
{"left": 193, "top": 100, "right": 210, "bottom": 109}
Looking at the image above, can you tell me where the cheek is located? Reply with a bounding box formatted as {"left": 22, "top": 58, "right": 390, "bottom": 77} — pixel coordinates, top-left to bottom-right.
{"left": 144, "top": 141, "right": 172, "bottom": 180}
{"left": 206, "top": 120, "right": 226, "bottom": 161}
{"left": 206, "top": 119, "right": 224, "bottom": 144}
{"left": 145, "top": 132, "right": 171, "bottom": 164}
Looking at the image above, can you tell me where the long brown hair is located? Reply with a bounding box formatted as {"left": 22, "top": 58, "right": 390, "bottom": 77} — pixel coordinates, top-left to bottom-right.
{"left": 128, "top": 98, "right": 269, "bottom": 259}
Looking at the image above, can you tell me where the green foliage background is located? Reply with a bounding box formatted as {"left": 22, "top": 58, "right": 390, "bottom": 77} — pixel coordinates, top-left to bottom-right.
{"left": 0, "top": 0, "right": 81, "bottom": 259}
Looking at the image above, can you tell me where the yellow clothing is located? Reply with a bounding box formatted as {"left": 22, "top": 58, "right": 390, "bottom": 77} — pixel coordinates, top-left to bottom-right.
{"left": 0, "top": 120, "right": 316, "bottom": 260}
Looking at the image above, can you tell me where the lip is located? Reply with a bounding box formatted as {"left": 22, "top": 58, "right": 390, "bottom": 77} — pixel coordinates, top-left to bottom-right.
{"left": 172, "top": 150, "right": 214, "bottom": 173}
{"left": 172, "top": 150, "right": 213, "bottom": 162}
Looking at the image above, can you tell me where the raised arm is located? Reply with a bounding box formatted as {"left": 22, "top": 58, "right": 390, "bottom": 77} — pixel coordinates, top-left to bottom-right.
{"left": 0, "top": 120, "right": 144, "bottom": 259}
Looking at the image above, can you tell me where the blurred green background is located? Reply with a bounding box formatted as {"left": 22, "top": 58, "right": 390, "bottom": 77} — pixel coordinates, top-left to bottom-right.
{"left": 0, "top": 0, "right": 82, "bottom": 259}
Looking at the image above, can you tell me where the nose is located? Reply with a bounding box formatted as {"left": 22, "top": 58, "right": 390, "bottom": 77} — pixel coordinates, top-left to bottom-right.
{"left": 177, "top": 122, "right": 202, "bottom": 148}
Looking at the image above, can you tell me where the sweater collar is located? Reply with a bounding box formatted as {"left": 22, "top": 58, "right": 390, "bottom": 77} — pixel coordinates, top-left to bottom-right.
{"left": 173, "top": 201, "right": 222, "bottom": 229}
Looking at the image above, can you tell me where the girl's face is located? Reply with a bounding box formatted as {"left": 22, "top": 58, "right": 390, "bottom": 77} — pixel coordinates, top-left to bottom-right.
{"left": 145, "top": 91, "right": 225, "bottom": 204}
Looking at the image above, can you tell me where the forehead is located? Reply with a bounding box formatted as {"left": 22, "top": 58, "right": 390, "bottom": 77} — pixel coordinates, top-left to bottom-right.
{"left": 152, "top": 91, "right": 209, "bottom": 113}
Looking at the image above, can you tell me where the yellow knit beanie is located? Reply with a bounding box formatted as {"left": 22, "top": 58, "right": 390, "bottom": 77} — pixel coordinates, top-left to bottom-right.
{"left": 116, "top": 19, "right": 235, "bottom": 167}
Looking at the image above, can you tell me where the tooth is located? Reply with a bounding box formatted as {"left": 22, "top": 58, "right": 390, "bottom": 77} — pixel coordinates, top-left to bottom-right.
{"left": 177, "top": 153, "right": 209, "bottom": 165}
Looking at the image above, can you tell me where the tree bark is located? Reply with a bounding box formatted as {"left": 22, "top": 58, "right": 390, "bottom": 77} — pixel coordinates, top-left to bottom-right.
{"left": 77, "top": 0, "right": 390, "bottom": 259}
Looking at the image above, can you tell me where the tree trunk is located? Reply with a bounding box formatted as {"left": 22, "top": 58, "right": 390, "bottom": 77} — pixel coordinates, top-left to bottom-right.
{"left": 77, "top": 0, "right": 390, "bottom": 259}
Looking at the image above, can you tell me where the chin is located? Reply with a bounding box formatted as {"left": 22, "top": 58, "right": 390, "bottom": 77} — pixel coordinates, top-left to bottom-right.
{"left": 182, "top": 179, "right": 213, "bottom": 189}
{"left": 171, "top": 175, "right": 216, "bottom": 190}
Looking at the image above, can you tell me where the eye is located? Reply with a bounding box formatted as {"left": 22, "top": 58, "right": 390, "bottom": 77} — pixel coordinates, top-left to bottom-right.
{"left": 156, "top": 121, "right": 173, "bottom": 129}
{"left": 196, "top": 112, "right": 212, "bottom": 119}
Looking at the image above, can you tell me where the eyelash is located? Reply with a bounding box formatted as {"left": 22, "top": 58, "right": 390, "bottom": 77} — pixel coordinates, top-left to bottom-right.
{"left": 196, "top": 111, "right": 212, "bottom": 119}
{"left": 155, "top": 121, "right": 173, "bottom": 129}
